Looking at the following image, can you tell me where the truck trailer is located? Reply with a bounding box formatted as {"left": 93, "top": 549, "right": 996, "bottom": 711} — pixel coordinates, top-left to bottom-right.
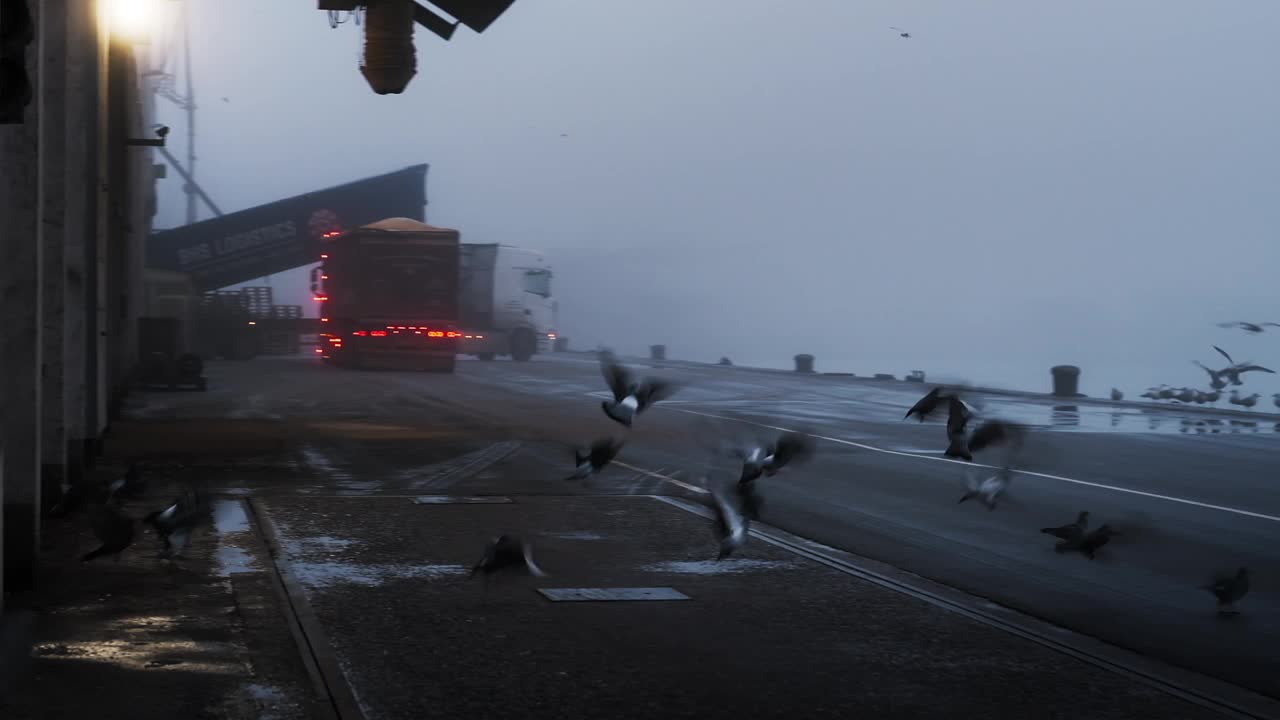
{"left": 458, "top": 243, "right": 556, "bottom": 362}
{"left": 315, "top": 217, "right": 461, "bottom": 372}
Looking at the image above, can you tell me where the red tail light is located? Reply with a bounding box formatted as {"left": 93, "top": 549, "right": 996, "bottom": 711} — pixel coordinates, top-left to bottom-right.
{"left": 371, "top": 330, "right": 388, "bottom": 337}
{"left": 353, "top": 330, "right": 368, "bottom": 337}
{"left": 446, "top": 331, "right": 462, "bottom": 338}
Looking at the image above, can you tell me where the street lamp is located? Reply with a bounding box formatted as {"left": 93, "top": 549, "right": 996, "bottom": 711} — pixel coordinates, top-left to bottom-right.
{"left": 103, "top": 0, "right": 160, "bottom": 45}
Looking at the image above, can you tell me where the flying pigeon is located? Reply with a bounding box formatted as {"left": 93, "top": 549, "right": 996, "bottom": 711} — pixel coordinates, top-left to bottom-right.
{"left": 82, "top": 502, "right": 136, "bottom": 562}
{"left": 957, "top": 466, "right": 1010, "bottom": 510}
{"left": 143, "top": 486, "right": 210, "bottom": 558}
{"left": 709, "top": 480, "right": 749, "bottom": 560}
{"left": 470, "top": 535, "right": 547, "bottom": 584}
{"left": 943, "top": 396, "right": 973, "bottom": 461}
{"left": 1040, "top": 511, "right": 1089, "bottom": 540}
{"left": 889, "top": 26, "right": 911, "bottom": 38}
{"left": 566, "top": 437, "right": 624, "bottom": 481}
{"left": 905, "top": 387, "right": 945, "bottom": 422}
{"left": 1200, "top": 567, "right": 1249, "bottom": 615}
{"left": 1054, "top": 524, "right": 1118, "bottom": 559}
{"left": 598, "top": 350, "right": 678, "bottom": 427}
{"left": 1217, "top": 321, "right": 1280, "bottom": 334}
{"left": 736, "top": 431, "right": 816, "bottom": 485}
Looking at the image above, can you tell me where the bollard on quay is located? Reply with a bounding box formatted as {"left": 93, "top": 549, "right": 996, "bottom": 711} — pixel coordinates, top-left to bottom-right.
{"left": 794, "top": 354, "right": 815, "bottom": 373}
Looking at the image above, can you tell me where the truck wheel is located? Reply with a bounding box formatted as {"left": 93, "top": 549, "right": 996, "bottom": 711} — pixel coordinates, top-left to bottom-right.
{"left": 476, "top": 352, "right": 496, "bottom": 362}
{"left": 511, "top": 329, "right": 536, "bottom": 362}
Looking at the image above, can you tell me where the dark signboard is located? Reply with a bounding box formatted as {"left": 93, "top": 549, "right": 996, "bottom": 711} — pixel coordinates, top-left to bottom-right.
{"left": 147, "top": 164, "right": 428, "bottom": 290}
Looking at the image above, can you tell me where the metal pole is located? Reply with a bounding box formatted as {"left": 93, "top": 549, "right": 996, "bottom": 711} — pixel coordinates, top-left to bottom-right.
{"left": 156, "top": 145, "right": 221, "bottom": 217}
{"left": 182, "top": 1, "right": 196, "bottom": 225}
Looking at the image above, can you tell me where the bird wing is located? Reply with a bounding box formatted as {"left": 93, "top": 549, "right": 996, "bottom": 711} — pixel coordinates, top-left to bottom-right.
{"left": 1192, "top": 360, "right": 1217, "bottom": 377}
{"left": 599, "top": 351, "right": 632, "bottom": 401}
{"left": 1214, "top": 345, "right": 1235, "bottom": 365}
{"left": 1216, "top": 322, "right": 1241, "bottom": 328}
{"left": 905, "top": 388, "right": 939, "bottom": 419}
{"left": 966, "top": 421, "right": 1005, "bottom": 452}
{"left": 771, "top": 432, "right": 816, "bottom": 467}
{"left": 945, "top": 396, "right": 970, "bottom": 433}
{"left": 1236, "top": 364, "right": 1275, "bottom": 375}
{"left": 637, "top": 378, "right": 679, "bottom": 409}
{"left": 1263, "top": 323, "right": 1280, "bottom": 328}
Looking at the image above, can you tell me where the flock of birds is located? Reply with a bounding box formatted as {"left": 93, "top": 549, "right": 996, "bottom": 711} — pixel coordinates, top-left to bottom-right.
{"left": 75, "top": 463, "right": 211, "bottom": 564}
{"left": 471, "top": 351, "right": 1253, "bottom": 616}
{"left": 1122, "top": 322, "right": 1280, "bottom": 411}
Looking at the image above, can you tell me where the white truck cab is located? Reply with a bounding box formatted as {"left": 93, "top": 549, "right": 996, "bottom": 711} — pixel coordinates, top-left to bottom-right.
{"left": 458, "top": 244, "right": 556, "bottom": 361}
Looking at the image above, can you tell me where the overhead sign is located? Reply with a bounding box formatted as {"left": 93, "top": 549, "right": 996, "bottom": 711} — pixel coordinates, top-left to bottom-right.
{"left": 147, "top": 164, "right": 428, "bottom": 290}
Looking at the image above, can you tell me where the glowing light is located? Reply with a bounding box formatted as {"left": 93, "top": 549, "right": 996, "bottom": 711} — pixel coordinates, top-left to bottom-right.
{"left": 371, "top": 330, "right": 388, "bottom": 337}
{"left": 320, "top": 317, "right": 330, "bottom": 323}
{"left": 247, "top": 321, "right": 256, "bottom": 326}
{"left": 106, "top": 0, "right": 160, "bottom": 44}
{"left": 353, "top": 330, "right": 368, "bottom": 337}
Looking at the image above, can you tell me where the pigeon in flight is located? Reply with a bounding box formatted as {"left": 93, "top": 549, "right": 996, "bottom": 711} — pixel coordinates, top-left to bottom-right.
{"left": 1054, "top": 524, "right": 1118, "bottom": 559}
{"left": 735, "top": 431, "right": 816, "bottom": 485}
{"left": 943, "top": 396, "right": 974, "bottom": 461}
{"left": 1200, "top": 567, "right": 1249, "bottom": 615}
{"left": 709, "top": 480, "right": 749, "bottom": 559}
{"left": 471, "top": 535, "right": 547, "bottom": 584}
{"left": 144, "top": 486, "right": 210, "bottom": 558}
{"left": 889, "top": 26, "right": 911, "bottom": 38}
{"left": 905, "top": 387, "right": 946, "bottom": 422}
{"left": 1193, "top": 361, "right": 1229, "bottom": 390}
{"left": 598, "top": 350, "right": 678, "bottom": 427}
{"left": 957, "top": 466, "right": 1010, "bottom": 510}
{"left": 106, "top": 462, "right": 145, "bottom": 501}
{"left": 1217, "top": 321, "right": 1280, "bottom": 334}
{"left": 82, "top": 502, "right": 136, "bottom": 562}
{"left": 1041, "top": 511, "right": 1089, "bottom": 541}
{"left": 1213, "top": 346, "right": 1275, "bottom": 386}
{"left": 566, "top": 437, "right": 624, "bottom": 481}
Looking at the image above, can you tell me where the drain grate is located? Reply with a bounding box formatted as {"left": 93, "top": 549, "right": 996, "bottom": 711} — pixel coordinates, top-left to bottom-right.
{"left": 412, "top": 495, "right": 513, "bottom": 504}
{"left": 538, "top": 587, "right": 690, "bottom": 602}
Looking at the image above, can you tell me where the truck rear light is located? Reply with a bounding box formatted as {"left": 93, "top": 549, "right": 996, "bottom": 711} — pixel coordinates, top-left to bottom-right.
{"left": 314, "top": 295, "right": 329, "bottom": 301}
{"left": 353, "top": 330, "right": 368, "bottom": 336}
{"left": 371, "top": 330, "right": 388, "bottom": 337}
{"left": 314, "top": 348, "right": 323, "bottom": 353}
{"left": 447, "top": 331, "right": 461, "bottom": 338}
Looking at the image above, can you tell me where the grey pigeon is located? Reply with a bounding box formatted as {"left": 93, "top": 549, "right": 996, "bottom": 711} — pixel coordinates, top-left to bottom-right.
{"left": 736, "top": 431, "right": 815, "bottom": 484}
{"left": 144, "top": 486, "right": 210, "bottom": 557}
{"left": 566, "top": 437, "right": 624, "bottom": 480}
{"left": 1200, "top": 567, "right": 1249, "bottom": 615}
{"left": 957, "top": 466, "right": 1010, "bottom": 510}
{"left": 599, "top": 350, "right": 678, "bottom": 427}
{"left": 471, "top": 534, "right": 547, "bottom": 584}
{"left": 1055, "top": 523, "right": 1118, "bottom": 559}
{"left": 943, "top": 396, "right": 973, "bottom": 461}
{"left": 1041, "top": 511, "right": 1089, "bottom": 540}
{"left": 709, "top": 480, "right": 748, "bottom": 559}
{"left": 905, "top": 387, "right": 945, "bottom": 422}
{"left": 82, "top": 503, "right": 136, "bottom": 562}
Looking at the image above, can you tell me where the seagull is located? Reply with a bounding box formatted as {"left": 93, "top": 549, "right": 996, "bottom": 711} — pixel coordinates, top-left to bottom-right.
{"left": 143, "top": 486, "right": 210, "bottom": 558}
{"left": 1213, "top": 346, "right": 1275, "bottom": 386}
{"left": 1054, "top": 524, "right": 1118, "bottom": 559}
{"left": 1229, "top": 390, "right": 1260, "bottom": 408}
{"left": 709, "top": 480, "right": 748, "bottom": 559}
{"left": 1193, "top": 361, "right": 1230, "bottom": 391}
{"left": 735, "top": 431, "right": 816, "bottom": 485}
{"left": 470, "top": 535, "right": 547, "bottom": 584}
{"left": 943, "top": 396, "right": 973, "bottom": 461}
{"left": 1217, "top": 321, "right": 1280, "bottom": 334}
{"left": 598, "top": 350, "right": 678, "bottom": 427}
{"left": 889, "top": 26, "right": 911, "bottom": 38}
{"left": 1110, "top": 388, "right": 1123, "bottom": 401}
{"left": 1200, "top": 567, "right": 1249, "bottom": 615}
{"left": 1174, "top": 387, "right": 1196, "bottom": 404}
{"left": 905, "top": 387, "right": 945, "bottom": 422}
{"left": 82, "top": 502, "right": 136, "bottom": 562}
{"left": 1202, "top": 389, "right": 1221, "bottom": 403}
{"left": 1040, "top": 511, "right": 1089, "bottom": 540}
{"left": 566, "top": 437, "right": 624, "bottom": 481}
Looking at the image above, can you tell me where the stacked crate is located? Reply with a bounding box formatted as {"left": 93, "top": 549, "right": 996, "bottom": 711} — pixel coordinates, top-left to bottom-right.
{"left": 262, "top": 304, "right": 305, "bottom": 355}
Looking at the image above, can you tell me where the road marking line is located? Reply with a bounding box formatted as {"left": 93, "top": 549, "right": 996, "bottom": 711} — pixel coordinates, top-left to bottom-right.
{"left": 663, "top": 407, "right": 1280, "bottom": 524}
{"left": 614, "top": 461, "right": 708, "bottom": 495}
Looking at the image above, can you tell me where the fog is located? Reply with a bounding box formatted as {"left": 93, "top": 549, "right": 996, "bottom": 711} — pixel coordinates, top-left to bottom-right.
{"left": 152, "top": 1, "right": 1280, "bottom": 398}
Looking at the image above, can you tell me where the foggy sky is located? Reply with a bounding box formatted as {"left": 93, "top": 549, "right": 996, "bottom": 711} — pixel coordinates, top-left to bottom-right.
{"left": 150, "top": 1, "right": 1280, "bottom": 397}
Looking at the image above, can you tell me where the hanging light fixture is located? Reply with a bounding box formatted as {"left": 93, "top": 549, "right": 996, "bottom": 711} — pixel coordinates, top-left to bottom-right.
{"left": 360, "top": 0, "right": 417, "bottom": 95}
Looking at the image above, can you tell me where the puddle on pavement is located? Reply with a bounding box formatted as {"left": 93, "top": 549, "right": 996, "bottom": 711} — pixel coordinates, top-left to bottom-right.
{"left": 289, "top": 562, "right": 467, "bottom": 589}
{"left": 642, "top": 559, "right": 799, "bottom": 574}
{"left": 283, "top": 535, "right": 358, "bottom": 556}
{"left": 212, "top": 500, "right": 261, "bottom": 576}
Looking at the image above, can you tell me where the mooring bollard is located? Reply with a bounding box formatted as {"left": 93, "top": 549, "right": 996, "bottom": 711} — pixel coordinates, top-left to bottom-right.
{"left": 650, "top": 344, "right": 666, "bottom": 361}
{"left": 553, "top": 337, "right": 568, "bottom": 352}
{"left": 794, "top": 354, "right": 815, "bottom": 373}
{"left": 1051, "top": 365, "right": 1081, "bottom": 397}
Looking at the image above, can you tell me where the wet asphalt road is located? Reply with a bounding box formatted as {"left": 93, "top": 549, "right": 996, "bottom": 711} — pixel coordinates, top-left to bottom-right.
{"left": 141, "top": 354, "right": 1280, "bottom": 701}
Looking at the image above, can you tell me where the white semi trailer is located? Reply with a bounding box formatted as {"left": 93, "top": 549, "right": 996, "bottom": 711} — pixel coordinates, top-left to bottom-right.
{"left": 457, "top": 244, "right": 556, "bottom": 361}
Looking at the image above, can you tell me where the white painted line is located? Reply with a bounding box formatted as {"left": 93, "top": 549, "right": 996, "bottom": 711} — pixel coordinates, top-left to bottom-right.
{"left": 663, "top": 407, "right": 1280, "bottom": 524}
{"left": 614, "top": 461, "right": 709, "bottom": 495}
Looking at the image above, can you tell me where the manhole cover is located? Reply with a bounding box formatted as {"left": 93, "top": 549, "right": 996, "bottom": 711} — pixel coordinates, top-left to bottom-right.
{"left": 538, "top": 587, "right": 690, "bottom": 602}
{"left": 412, "top": 496, "right": 513, "bottom": 504}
